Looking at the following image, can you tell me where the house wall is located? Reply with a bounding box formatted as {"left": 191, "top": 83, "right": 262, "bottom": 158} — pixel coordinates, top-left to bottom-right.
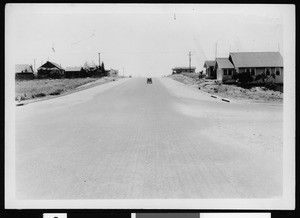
{"left": 217, "top": 69, "right": 235, "bottom": 83}
{"left": 65, "top": 71, "right": 82, "bottom": 78}
{"left": 37, "top": 68, "right": 65, "bottom": 78}
{"left": 217, "top": 69, "right": 223, "bottom": 81}
{"left": 206, "top": 67, "right": 216, "bottom": 79}
{"left": 205, "top": 68, "right": 210, "bottom": 76}
{"left": 238, "top": 67, "right": 283, "bottom": 84}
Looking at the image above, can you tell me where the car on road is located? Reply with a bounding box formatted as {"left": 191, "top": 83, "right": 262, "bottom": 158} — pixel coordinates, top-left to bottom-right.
{"left": 147, "top": 78, "right": 152, "bottom": 84}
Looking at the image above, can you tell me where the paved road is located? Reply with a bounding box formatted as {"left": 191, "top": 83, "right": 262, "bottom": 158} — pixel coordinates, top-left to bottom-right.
{"left": 15, "top": 77, "right": 283, "bottom": 199}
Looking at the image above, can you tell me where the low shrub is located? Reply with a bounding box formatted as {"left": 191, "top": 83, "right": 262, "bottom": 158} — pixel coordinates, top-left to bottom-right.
{"left": 50, "top": 89, "right": 63, "bottom": 95}
{"left": 33, "top": 93, "right": 46, "bottom": 98}
{"left": 15, "top": 95, "right": 26, "bottom": 101}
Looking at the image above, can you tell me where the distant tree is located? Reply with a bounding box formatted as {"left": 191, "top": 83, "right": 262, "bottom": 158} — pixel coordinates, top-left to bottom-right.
{"left": 83, "top": 61, "right": 90, "bottom": 70}
{"left": 101, "top": 62, "right": 105, "bottom": 72}
{"left": 90, "top": 61, "right": 96, "bottom": 67}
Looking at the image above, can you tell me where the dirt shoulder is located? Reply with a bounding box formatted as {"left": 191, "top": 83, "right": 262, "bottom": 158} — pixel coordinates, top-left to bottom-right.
{"left": 168, "top": 73, "right": 283, "bottom": 104}
{"left": 15, "top": 77, "right": 119, "bottom": 105}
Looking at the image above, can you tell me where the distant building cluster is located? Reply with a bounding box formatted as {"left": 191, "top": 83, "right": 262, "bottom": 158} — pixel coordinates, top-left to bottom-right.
{"left": 203, "top": 52, "right": 283, "bottom": 84}
{"left": 15, "top": 61, "right": 119, "bottom": 80}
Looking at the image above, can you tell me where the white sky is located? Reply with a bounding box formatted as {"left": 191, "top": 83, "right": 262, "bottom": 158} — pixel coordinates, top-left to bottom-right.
{"left": 6, "top": 4, "right": 291, "bottom": 77}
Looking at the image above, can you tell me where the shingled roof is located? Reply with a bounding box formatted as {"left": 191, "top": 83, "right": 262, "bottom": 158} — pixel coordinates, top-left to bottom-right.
{"left": 215, "top": 58, "right": 234, "bottom": 69}
{"left": 203, "top": 60, "right": 216, "bottom": 68}
{"left": 229, "top": 52, "right": 283, "bottom": 68}
{"left": 15, "top": 64, "right": 33, "bottom": 73}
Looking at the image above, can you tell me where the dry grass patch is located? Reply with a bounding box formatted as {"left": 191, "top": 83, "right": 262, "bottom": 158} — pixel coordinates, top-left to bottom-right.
{"left": 15, "top": 78, "right": 101, "bottom": 101}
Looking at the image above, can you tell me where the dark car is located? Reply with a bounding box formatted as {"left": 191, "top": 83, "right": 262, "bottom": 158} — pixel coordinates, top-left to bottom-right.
{"left": 147, "top": 78, "right": 152, "bottom": 84}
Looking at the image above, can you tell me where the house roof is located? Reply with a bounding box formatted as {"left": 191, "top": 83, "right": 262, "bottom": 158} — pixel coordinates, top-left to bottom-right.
{"left": 39, "top": 61, "right": 64, "bottom": 70}
{"left": 203, "top": 61, "right": 216, "bottom": 68}
{"left": 229, "top": 52, "right": 283, "bottom": 68}
{"left": 65, "top": 67, "right": 82, "bottom": 72}
{"left": 215, "top": 58, "right": 234, "bottom": 69}
{"left": 15, "top": 64, "right": 33, "bottom": 73}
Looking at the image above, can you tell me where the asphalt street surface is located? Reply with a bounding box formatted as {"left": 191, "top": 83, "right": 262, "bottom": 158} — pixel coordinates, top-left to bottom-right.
{"left": 15, "top": 77, "right": 283, "bottom": 199}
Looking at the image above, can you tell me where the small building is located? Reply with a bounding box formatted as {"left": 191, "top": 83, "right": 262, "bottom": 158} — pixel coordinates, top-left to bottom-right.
{"left": 172, "top": 67, "right": 196, "bottom": 74}
{"left": 37, "top": 61, "right": 65, "bottom": 78}
{"left": 229, "top": 52, "right": 283, "bottom": 84}
{"left": 108, "top": 69, "right": 119, "bottom": 77}
{"left": 214, "top": 58, "right": 235, "bottom": 83}
{"left": 15, "top": 64, "right": 34, "bottom": 80}
{"left": 65, "top": 67, "right": 84, "bottom": 78}
{"left": 203, "top": 61, "right": 216, "bottom": 79}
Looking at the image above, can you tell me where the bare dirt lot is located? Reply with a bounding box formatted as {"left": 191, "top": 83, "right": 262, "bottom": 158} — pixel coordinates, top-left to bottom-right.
{"left": 15, "top": 77, "right": 116, "bottom": 102}
{"left": 169, "top": 73, "right": 283, "bottom": 104}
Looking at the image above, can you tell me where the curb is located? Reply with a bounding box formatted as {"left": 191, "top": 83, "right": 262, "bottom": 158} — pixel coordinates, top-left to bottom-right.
{"left": 221, "top": 98, "right": 230, "bottom": 103}
{"left": 199, "top": 87, "right": 231, "bottom": 103}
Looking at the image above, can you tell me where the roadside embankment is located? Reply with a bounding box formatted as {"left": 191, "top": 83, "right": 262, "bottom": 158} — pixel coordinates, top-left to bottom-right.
{"left": 168, "top": 73, "right": 283, "bottom": 104}
{"left": 15, "top": 77, "right": 119, "bottom": 104}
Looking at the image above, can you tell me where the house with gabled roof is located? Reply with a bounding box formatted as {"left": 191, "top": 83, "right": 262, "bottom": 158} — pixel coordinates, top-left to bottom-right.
{"left": 37, "top": 61, "right": 65, "bottom": 78}
{"left": 15, "top": 64, "right": 34, "bottom": 80}
{"left": 203, "top": 60, "right": 216, "bottom": 79}
{"left": 214, "top": 58, "right": 235, "bottom": 83}
{"left": 229, "top": 52, "right": 283, "bottom": 84}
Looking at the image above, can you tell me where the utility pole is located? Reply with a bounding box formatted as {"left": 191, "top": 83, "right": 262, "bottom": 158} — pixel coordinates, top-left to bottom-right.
{"left": 98, "top": 53, "right": 101, "bottom": 68}
{"left": 33, "top": 59, "right": 36, "bottom": 73}
{"left": 215, "top": 43, "right": 218, "bottom": 59}
{"left": 188, "top": 52, "right": 192, "bottom": 73}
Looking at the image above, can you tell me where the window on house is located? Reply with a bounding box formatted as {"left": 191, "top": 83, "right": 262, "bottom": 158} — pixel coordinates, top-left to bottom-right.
{"left": 246, "top": 68, "right": 250, "bottom": 74}
{"left": 223, "top": 69, "right": 227, "bottom": 75}
{"left": 275, "top": 68, "right": 281, "bottom": 76}
{"left": 228, "top": 69, "right": 232, "bottom": 76}
{"left": 250, "top": 69, "right": 255, "bottom": 76}
{"left": 265, "top": 68, "right": 271, "bottom": 76}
